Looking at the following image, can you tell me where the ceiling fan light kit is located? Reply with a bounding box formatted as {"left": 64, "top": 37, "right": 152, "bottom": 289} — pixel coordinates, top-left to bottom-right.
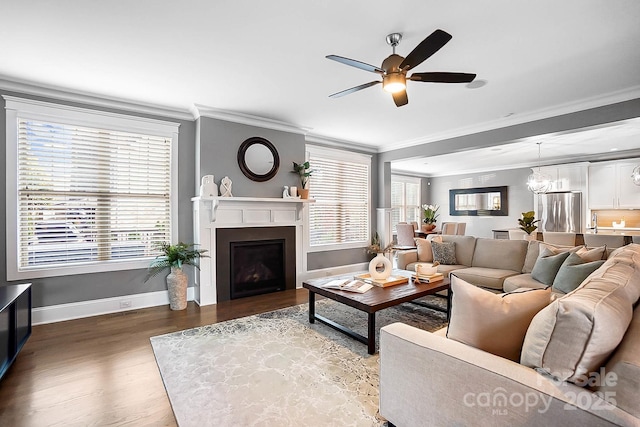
{"left": 326, "top": 29, "right": 476, "bottom": 107}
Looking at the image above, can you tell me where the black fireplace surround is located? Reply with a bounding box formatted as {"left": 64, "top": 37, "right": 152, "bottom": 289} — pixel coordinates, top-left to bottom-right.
{"left": 215, "top": 226, "right": 296, "bottom": 301}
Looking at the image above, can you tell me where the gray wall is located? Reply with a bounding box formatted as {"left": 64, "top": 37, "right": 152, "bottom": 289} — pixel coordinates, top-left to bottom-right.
{"left": 0, "top": 90, "right": 196, "bottom": 308}
{"left": 427, "top": 168, "right": 534, "bottom": 238}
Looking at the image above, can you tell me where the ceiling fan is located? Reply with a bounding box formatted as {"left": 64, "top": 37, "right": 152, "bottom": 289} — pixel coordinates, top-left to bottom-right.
{"left": 326, "top": 29, "right": 476, "bottom": 107}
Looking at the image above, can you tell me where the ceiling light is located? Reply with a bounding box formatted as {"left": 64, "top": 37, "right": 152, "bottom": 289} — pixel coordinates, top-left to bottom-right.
{"left": 527, "top": 142, "right": 552, "bottom": 194}
{"left": 632, "top": 166, "right": 640, "bottom": 186}
{"left": 383, "top": 73, "right": 406, "bottom": 93}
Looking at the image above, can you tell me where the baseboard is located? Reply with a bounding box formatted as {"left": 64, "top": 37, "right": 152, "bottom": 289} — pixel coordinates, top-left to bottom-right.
{"left": 301, "top": 262, "right": 370, "bottom": 282}
{"left": 32, "top": 288, "right": 196, "bottom": 325}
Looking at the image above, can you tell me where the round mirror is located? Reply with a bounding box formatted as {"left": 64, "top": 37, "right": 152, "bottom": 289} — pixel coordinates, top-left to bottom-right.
{"left": 237, "top": 137, "right": 279, "bottom": 182}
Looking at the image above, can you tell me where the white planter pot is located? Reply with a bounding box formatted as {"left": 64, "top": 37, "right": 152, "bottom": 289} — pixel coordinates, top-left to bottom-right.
{"left": 166, "top": 267, "right": 188, "bottom": 310}
{"left": 369, "top": 253, "right": 392, "bottom": 280}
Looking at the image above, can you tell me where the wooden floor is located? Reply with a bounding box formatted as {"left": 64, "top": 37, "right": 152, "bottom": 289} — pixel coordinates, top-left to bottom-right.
{"left": 0, "top": 288, "right": 309, "bottom": 426}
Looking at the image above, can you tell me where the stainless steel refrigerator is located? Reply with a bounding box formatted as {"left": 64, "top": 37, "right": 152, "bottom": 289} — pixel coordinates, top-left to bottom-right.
{"left": 537, "top": 192, "right": 582, "bottom": 233}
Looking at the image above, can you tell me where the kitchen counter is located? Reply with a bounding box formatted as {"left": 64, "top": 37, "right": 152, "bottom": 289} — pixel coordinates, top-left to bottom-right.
{"left": 492, "top": 229, "right": 638, "bottom": 245}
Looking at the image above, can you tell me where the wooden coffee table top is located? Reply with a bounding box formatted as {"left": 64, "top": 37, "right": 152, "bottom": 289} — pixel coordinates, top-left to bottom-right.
{"left": 303, "top": 270, "right": 449, "bottom": 313}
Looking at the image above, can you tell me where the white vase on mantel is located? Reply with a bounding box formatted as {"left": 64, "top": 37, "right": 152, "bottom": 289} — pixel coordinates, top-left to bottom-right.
{"left": 369, "top": 253, "right": 392, "bottom": 280}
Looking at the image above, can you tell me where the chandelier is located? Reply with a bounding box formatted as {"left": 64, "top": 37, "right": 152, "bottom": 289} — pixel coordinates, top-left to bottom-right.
{"left": 632, "top": 165, "right": 640, "bottom": 186}
{"left": 527, "top": 142, "right": 552, "bottom": 194}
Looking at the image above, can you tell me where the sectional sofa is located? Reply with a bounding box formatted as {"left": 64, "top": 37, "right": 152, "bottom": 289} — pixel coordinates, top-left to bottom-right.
{"left": 396, "top": 234, "right": 608, "bottom": 292}
{"left": 382, "top": 241, "right": 640, "bottom": 426}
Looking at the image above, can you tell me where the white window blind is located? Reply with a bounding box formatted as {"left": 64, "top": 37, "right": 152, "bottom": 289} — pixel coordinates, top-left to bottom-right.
{"left": 5, "top": 96, "right": 179, "bottom": 279}
{"left": 391, "top": 175, "right": 421, "bottom": 231}
{"left": 308, "top": 147, "right": 370, "bottom": 248}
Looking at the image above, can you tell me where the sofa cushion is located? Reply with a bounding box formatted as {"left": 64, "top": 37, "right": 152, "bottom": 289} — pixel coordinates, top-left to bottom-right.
{"left": 576, "top": 245, "right": 607, "bottom": 262}
{"left": 452, "top": 267, "right": 521, "bottom": 291}
{"left": 530, "top": 248, "right": 571, "bottom": 286}
{"left": 415, "top": 235, "right": 442, "bottom": 262}
{"left": 472, "top": 238, "right": 528, "bottom": 272}
{"left": 440, "top": 235, "right": 476, "bottom": 267}
{"left": 521, "top": 244, "right": 640, "bottom": 384}
{"left": 552, "top": 252, "right": 605, "bottom": 294}
{"left": 503, "top": 273, "right": 548, "bottom": 293}
{"left": 522, "top": 241, "right": 581, "bottom": 273}
{"left": 596, "top": 303, "right": 640, "bottom": 419}
{"left": 431, "top": 241, "right": 457, "bottom": 265}
{"left": 447, "top": 275, "right": 551, "bottom": 361}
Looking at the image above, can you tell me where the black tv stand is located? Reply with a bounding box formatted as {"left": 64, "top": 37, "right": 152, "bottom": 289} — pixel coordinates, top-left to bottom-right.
{"left": 0, "top": 283, "right": 32, "bottom": 381}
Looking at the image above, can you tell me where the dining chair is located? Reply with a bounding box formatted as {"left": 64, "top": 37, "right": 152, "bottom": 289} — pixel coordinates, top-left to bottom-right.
{"left": 441, "top": 222, "right": 457, "bottom": 235}
{"left": 583, "top": 234, "right": 626, "bottom": 248}
{"left": 542, "top": 232, "right": 577, "bottom": 246}
{"left": 455, "top": 222, "right": 466, "bottom": 235}
{"left": 395, "top": 223, "right": 417, "bottom": 248}
{"left": 508, "top": 229, "right": 527, "bottom": 240}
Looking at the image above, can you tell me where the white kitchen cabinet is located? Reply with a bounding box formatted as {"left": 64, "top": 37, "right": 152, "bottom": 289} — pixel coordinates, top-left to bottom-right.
{"left": 588, "top": 160, "right": 640, "bottom": 209}
{"left": 537, "top": 163, "right": 587, "bottom": 192}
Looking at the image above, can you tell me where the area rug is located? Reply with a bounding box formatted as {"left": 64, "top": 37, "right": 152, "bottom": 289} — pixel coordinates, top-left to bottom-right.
{"left": 150, "top": 297, "right": 447, "bottom": 427}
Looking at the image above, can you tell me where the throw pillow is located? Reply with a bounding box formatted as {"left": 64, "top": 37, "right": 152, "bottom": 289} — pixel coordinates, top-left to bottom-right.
{"left": 552, "top": 252, "right": 605, "bottom": 294}
{"left": 522, "top": 241, "right": 582, "bottom": 273}
{"left": 576, "top": 245, "right": 606, "bottom": 262}
{"left": 530, "top": 247, "right": 571, "bottom": 286}
{"left": 415, "top": 238, "right": 433, "bottom": 262}
{"left": 446, "top": 275, "right": 552, "bottom": 361}
{"left": 431, "top": 241, "right": 457, "bottom": 265}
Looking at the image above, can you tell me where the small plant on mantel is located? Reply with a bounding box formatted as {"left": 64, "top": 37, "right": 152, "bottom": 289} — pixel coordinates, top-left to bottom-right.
{"left": 518, "top": 211, "right": 540, "bottom": 235}
{"left": 292, "top": 161, "right": 313, "bottom": 189}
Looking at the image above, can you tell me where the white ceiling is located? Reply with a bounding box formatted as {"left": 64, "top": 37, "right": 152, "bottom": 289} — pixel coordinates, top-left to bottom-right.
{"left": 2, "top": 1, "right": 640, "bottom": 174}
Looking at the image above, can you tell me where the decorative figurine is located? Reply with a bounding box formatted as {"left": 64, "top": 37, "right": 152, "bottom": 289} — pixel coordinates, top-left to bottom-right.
{"left": 220, "top": 176, "right": 233, "bottom": 197}
{"left": 200, "top": 175, "right": 217, "bottom": 197}
{"left": 283, "top": 186, "right": 290, "bottom": 198}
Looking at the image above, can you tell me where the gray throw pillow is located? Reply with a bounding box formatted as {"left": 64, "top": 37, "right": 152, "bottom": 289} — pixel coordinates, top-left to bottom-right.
{"left": 552, "top": 252, "right": 605, "bottom": 294}
{"left": 531, "top": 247, "right": 571, "bottom": 286}
{"left": 432, "top": 241, "right": 457, "bottom": 265}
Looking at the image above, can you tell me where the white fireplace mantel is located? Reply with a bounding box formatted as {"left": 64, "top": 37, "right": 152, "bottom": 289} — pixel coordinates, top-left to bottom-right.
{"left": 191, "top": 196, "right": 313, "bottom": 306}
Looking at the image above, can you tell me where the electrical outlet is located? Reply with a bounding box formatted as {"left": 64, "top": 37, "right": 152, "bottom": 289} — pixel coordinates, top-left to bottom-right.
{"left": 120, "top": 300, "right": 132, "bottom": 309}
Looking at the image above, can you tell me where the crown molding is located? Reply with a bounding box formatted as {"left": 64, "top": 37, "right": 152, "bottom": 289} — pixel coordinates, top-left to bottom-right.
{"left": 381, "top": 86, "right": 640, "bottom": 153}
{"left": 0, "top": 76, "right": 194, "bottom": 121}
{"left": 304, "top": 133, "right": 378, "bottom": 154}
{"left": 193, "top": 104, "right": 312, "bottom": 135}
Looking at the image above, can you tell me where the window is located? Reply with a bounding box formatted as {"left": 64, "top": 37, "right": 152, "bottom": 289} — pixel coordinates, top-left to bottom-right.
{"left": 307, "top": 146, "right": 371, "bottom": 250}
{"left": 391, "top": 175, "right": 421, "bottom": 231}
{"left": 5, "top": 96, "right": 179, "bottom": 280}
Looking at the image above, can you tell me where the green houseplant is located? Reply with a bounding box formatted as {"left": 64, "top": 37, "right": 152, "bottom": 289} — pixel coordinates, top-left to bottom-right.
{"left": 145, "top": 242, "right": 208, "bottom": 310}
{"left": 518, "top": 211, "right": 540, "bottom": 235}
{"left": 422, "top": 204, "right": 440, "bottom": 231}
{"left": 292, "top": 161, "right": 313, "bottom": 199}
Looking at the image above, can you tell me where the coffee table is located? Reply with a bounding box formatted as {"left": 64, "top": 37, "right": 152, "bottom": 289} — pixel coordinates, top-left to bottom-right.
{"left": 303, "top": 271, "right": 450, "bottom": 354}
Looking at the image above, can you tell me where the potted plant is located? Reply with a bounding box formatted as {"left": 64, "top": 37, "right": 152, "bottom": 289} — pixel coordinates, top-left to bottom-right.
{"left": 422, "top": 204, "right": 440, "bottom": 231}
{"left": 292, "top": 161, "right": 313, "bottom": 199}
{"left": 145, "top": 242, "right": 208, "bottom": 310}
{"left": 518, "top": 211, "right": 540, "bottom": 240}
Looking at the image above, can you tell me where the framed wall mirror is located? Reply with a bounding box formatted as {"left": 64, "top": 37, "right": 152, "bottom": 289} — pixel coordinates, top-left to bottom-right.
{"left": 449, "top": 186, "right": 508, "bottom": 216}
{"left": 237, "top": 137, "right": 280, "bottom": 182}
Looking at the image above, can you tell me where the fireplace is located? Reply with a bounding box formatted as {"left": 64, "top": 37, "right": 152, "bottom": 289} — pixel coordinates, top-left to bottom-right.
{"left": 216, "top": 226, "right": 296, "bottom": 302}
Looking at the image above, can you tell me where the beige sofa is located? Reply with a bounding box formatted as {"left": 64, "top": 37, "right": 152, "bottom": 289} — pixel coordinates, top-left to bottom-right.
{"left": 380, "top": 244, "right": 640, "bottom": 426}
{"left": 396, "top": 234, "right": 604, "bottom": 292}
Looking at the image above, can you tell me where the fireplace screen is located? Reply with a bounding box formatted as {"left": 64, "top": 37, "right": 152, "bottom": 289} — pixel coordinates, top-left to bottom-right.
{"left": 230, "top": 239, "right": 285, "bottom": 299}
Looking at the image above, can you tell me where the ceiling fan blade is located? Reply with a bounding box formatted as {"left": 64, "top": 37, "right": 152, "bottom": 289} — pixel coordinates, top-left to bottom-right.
{"left": 329, "top": 81, "right": 381, "bottom": 98}
{"left": 399, "top": 29, "right": 452, "bottom": 71}
{"left": 392, "top": 90, "right": 408, "bottom": 107}
{"left": 409, "top": 72, "right": 476, "bottom": 83}
{"left": 326, "top": 55, "right": 384, "bottom": 74}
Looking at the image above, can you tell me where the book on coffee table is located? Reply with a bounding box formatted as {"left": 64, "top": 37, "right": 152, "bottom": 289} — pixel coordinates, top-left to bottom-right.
{"left": 412, "top": 272, "right": 444, "bottom": 283}
{"left": 322, "top": 279, "right": 373, "bottom": 293}
{"left": 354, "top": 274, "right": 409, "bottom": 287}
